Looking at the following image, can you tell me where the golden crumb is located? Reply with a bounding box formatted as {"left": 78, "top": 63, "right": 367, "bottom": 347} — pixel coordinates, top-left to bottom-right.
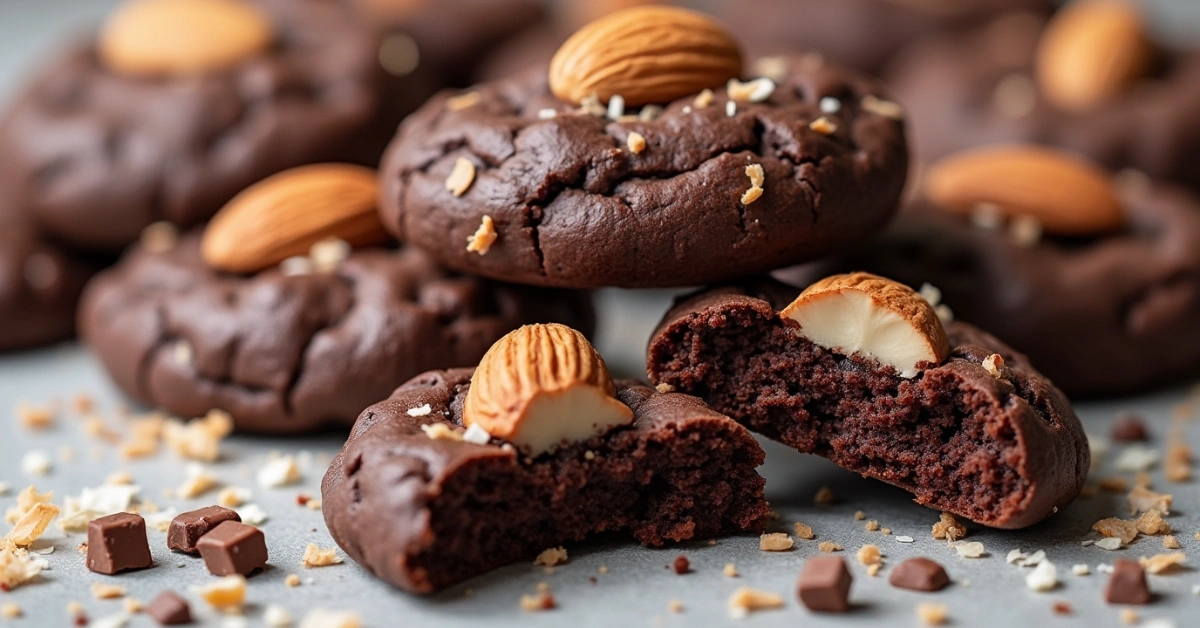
{"left": 446, "top": 157, "right": 476, "bottom": 197}
{"left": 881, "top": 528, "right": 892, "bottom": 535}
{"left": 1139, "top": 552, "right": 1185, "bottom": 574}
{"left": 519, "top": 589, "right": 556, "bottom": 612}
{"left": 668, "top": 599, "right": 684, "bottom": 614}
{"left": 793, "top": 522, "right": 815, "bottom": 540}
{"left": 1093, "top": 518, "right": 1139, "bottom": 544}
{"left": 813, "top": 486, "right": 835, "bottom": 505}
{"left": 865, "top": 520, "right": 880, "bottom": 532}
{"left": 808, "top": 116, "right": 837, "bottom": 135}
{"left": 1, "top": 603, "right": 21, "bottom": 619}
{"left": 917, "top": 602, "right": 949, "bottom": 626}
{"left": 759, "top": 533, "right": 793, "bottom": 552}
{"left": 723, "top": 563, "right": 738, "bottom": 578}
{"left": 15, "top": 402, "right": 54, "bottom": 430}
{"left": 626, "top": 132, "right": 646, "bottom": 155}
{"left": 818, "top": 541, "right": 842, "bottom": 553}
{"left": 932, "top": 512, "right": 967, "bottom": 541}
{"left": 465, "top": 215, "right": 498, "bottom": 255}
{"left": 857, "top": 544, "right": 882, "bottom": 566}
{"left": 177, "top": 469, "right": 219, "bottom": 500}
{"left": 4, "top": 501, "right": 60, "bottom": 547}
{"left": 71, "top": 394, "right": 94, "bottom": 415}
{"left": 1166, "top": 442, "right": 1192, "bottom": 482}
{"left": 982, "top": 354, "right": 1005, "bottom": 378}
{"left": 861, "top": 95, "right": 904, "bottom": 120}
{"left": 286, "top": 574, "right": 302, "bottom": 587}
{"left": 1128, "top": 485, "right": 1172, "bottom": 515}
{"left": 1163, "top": 535, "right": 1180, "bottom": 549}
{"left": 1136, "top": 510, "right": 1171, "bottom": 536}
{"left": 1120, "top": 608, "right": 1138, "bottom": 625}
{"left": 306, "top": 498, "right": 322, "bottom": 511}
{"left": 67, "top": 601, "right": 84, "bottom": 616}
{"left": 726, "top": 587, "right": 783, "bottom": 618}
{"left": 740, "top": 186, "right": 763, "bottom": 205}
{"left": 123, "top": 597, "right": 143, "bottom": 614}
{"left": 533, "top": 547, "right": 568, "bottom": 567}
{"left": 654, "top": 383, "right": 675, "bottom": 394}
{"left": 217, "top": 486, "right": 248, "bottom": 508}
{"left": 92, "top": 582, "right": 126, "bottom": 599}
{"left": 1098, "top": 477, "right": 1129, "bottom": 493}
{"left": 163, "top": 410, "right": 231, "bottom": 462}
{"left": 302, "top": 544, "right": 343, "bottom": 568}
{"left": 693, "top": 89, "right": 714, "bottom": 108}
{"left": 867, "top": 563, "right": 882, "bottom": 577}
{"left": 446, "top": 91, "right": 481, "bottom": 111}
{"left": 853, "top": 511, "right": 866, "bottom": 521}
{"left": 598, "top": 565, "right": 609, "bottom": 574}
{"left": 420, "top": 423, "right": 463, "bottom": 441}
{"left": 105, "top": 471, "right": 133, "bottom": 486}
{"left": 197, "top": 575, "right": 246, "bottom": 610}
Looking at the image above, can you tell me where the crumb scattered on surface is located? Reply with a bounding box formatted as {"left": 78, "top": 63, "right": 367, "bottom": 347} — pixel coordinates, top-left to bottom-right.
{"left": 626, "top": 132, "right": 646, "bottom": 155}
{"left": 723, "top": 563, "right": 738, "bottom": 578}
{"left": 1025, "top": 561, "right": 1058, "bottom": 591}
{"left": 741, "top": 164, "right": 765, "bottom": 205}
{"left": 4, "top": 501, "right": 59, "bottom": 547}
{"left": 285, "top": 574, "right": 301, "bottom": 587}
{"left": 15, "top": 403, "right": 54, "bottom": 430}
{"left": 668, "top": 599, "right": 684, "bottom": 614}
{"left": 91, "top": 583, "right": 126, "bottom": 599}
{"left": 864, "top": 520, "right": 880, "bottom": 532}
{"left": 818, "top": 541, "right": 842, "bottom": 553}
{"left": 932, "top": 512, "right": 967, "bottom": 541}
{"left": 196, "top": 575, "right": 247, "bottom": 610}
{"left": 1072, "top": 564, "right": 1089, "bottom": 576}
{"left": 519, "top": 589, "right": 556, "bottom": 612}
{"left": 1120, "top": 608, "right": 1138, "bottom": 625}
{"left": 1163, "top": 535, "right": 1180, "bottom": 549}
{"left": 793, "top": 522, "right": 814, "bottom": 540}
{"left": 813, "top": 486, "right": 834, "bottom": 505}
{"left": 257, "top": 455, "right": 301, "bottom": 489}
{"left": 1140, "top": 552, "right": 1185, "bottom": 574}
{"left": 302, "top": 544, "right": 343, "bottom": 568}
{"left": 1136, "top": 510, "right": 1171, "bottom": 535}
{"left": 163, "top": 410, "right": 231, "bottom": 462}
{"left": 808, "top": 116, "right": 837, "bottom": 134}
{"left": 420, "top": 423, "right": 463, "bottom": 442}
{"left": 857, "top": 544, "right": 882, "bottom": 566}
{"left": 952, "top": 542, "right": 986, "bottom": 559}
{"left": 982, "top": 354, "right": 1005, "bottom": 378}
{"left": 759, "top": 533, "right": 793, "bottom": 552}
{"left": 298, "top": 608, "right": 362, "bottom": 628}
{"left": 1094, "top": 518, "right": 1138, "bottom": 544}
{"left": 853, "top": 511, "right": 865, "bottom": 521}
{"left": 533, "top": 547, "right": 568, "bottom": 567}
{"left": 672, "top": 556, "right": 689, "bottom": 575}
{"left": 1165, "top": 442, "right": 1192, "bottom": 482}
{"left": 916, "top": 602, "right": 948, "bottom": 626}
{"left": 726, "top": 587, "right": 783, "bottom": 619}
{"left": 1127, "top": 485, "right": 1172, "bottom": 515}
{"left": 1, "top": 603, "right": 21, "bottom": 619}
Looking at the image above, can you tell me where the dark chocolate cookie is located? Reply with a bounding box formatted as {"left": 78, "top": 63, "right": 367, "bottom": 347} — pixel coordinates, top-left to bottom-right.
{"left": 647, "top": 278, "right": 1088, "bottom": 529}
{"left": 0, "top": 209, "right": 99, "bottom": 352}
{"left": 781, "top": 181, "right": 1200, "bottom": 397}
{"left": 886, "top": 11, "right": 1200, "bottom": 192}
{"left": 379, "top": 54, "right": 908, "bottom": 288}
{"left": 322, "top": 369, "right": 770, "bottom": 593}
{"left": 0, "top": 0, "right": 434, "bottom": 253}
{"left": 78, "top": 234, "right": 594, "bottom": 433}
{"left": 716, "top": 0, "right": 1052, "bottom": 74}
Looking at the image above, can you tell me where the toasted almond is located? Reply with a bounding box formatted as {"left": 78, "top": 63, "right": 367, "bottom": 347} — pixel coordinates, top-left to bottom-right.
{"left": 100, "top": 0, "right": 273, "bottom": 76}
{"left": 201, "top": 164, "right": 388, "bottom": 273}
{"left": 924, "top": 145, "right": 1124, "bottom": 236}
{"left": 549, "top": 6, "right": 742, "bottom": 106}
{"left": 463, "top": 324, "right": 632, "bottom": 456}
{"left": 1035, "top": 0, "right": 1154, "bottom": 112}
{"left": 780, "top": 272, "right": 950, "bottom": 378}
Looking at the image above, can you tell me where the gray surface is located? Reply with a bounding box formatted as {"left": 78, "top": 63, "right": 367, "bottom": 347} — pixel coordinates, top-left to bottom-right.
{"left": 2, "top": 1, "right": 1200, "bottom": 627}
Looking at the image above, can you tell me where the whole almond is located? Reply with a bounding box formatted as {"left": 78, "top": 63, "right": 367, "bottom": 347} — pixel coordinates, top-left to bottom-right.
{"left": 924, "top": 145, "right": 1124, "bottom": 236}
{"left": 464, "top": 324, "right": 633, "bottom": 456}
{"left": 201, "top": 164, "right": 389, "bottom": 273}
{"left": 100, "top": 0, "right": 274, "bottom": 76}
{"left": 1035, "top": 0, "right": 1154, "bottom": 112}
{"left": 549, "top": 6, "right": 742, "bottom": 106}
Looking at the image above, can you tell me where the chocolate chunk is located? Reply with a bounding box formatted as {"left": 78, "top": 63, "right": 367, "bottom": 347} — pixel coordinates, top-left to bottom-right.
{"left": 1105, "top": 559, "right": 1151, "bottom": 605}
{"left": 889, "top": 557, "right": 950, "bottom": 592}
{"left": 673, "top": 556, "right": 689, "bottom": 575}
{"left": 797, "top": 556, "right": 853, "bottom": 613}
{"left": 1111, "top": 414, "right": 1149, "bottom": 442}
{"left": 196, "top": 521, "right": 268, "bottom": 577}
{"left": 168, "top": 506, "right": 241, "bottom": 554}
{"left": 145, "top": 591, "right": 192, "bottom": 625}
{"left": 86, "top": 512, "right": 152, "bottom": 575}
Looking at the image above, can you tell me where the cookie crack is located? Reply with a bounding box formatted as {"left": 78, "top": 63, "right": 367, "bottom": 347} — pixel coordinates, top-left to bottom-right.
{"left": 281, "top": 273, "right": 360, "bottom": 420}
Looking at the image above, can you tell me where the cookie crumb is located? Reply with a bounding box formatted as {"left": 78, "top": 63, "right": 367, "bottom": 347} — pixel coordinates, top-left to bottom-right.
{"left": 818, "top": 541, "right": 842, "bottom": 553}
{"left": 793, "top": 522, "right": 815, "bottom": 540}
{"left": 853, "top": 511, "right": 866, "bottom": 521}
{"left": 1094, "top": 518, "right": 1138, "bottom": 544}
{"left": 195, "top": 575, "right": 246, "bottom": 610}
{"left": 1127, "top": 485, "right": 1172, "bottom": 515}
{"left": 533, "top": 547, "right": 568, "bottom": 567}
{"left": 741, "top": 164, "right": 765, "bottom": 205}
{"left": 15, "top": 402, "right": 54, "bottom": 430}
{"left": 264, "top": 604, "right": 293, "bottom": 627}
{"left": 952, "top": 541, "right": 986, "bottom": 559}
{"left": 1119, "top": 608, "right": 1138, "bottom": 625}
{"left": 864, "top": 520, "right": 880, "bottom": 532}
{"left": 866, "top": 563, "right": 882, "bottom": 577}
{"left": 654, "top": 383, "right": 675, "bottom": 394}
{"left": 813, "top": 486, "right": 834, "bottom": 505}
{"left": 1, "top": 603, "right": 21, "bottom": 619}
{"left": 723, "top": 563, "right": 738, "bottom": 578}
{"left": 726, "top": 78, "right": 775, "bottom": 103}
{"left": 1136, "top": 510, "right": 1171, "bottom": 535}
{"left": 445, "top": 157, "right": 476, "bottom": 197}
{"left": 1165, "top": 442, "right": 1192, "bottom": 482}
{"left": 285, "top": 574, "right": 301, "bottom": 587}
{"left": 916, "top": 602, "right": 948, "bottom": 626}
{"left": 1025, "top": 561, "right": 1058, "bottom": 591}
{"left": 1163, "top": 535, "right": 1180, "bottom": 549}
{"left": 519, "top": 589, "right": 556, "bottom": 612}
{"left": 446, "top": 91, "right": 481, "bottom": 111}
{"left": 759, "top": 533, "right": 793, "bottom": 552}
{"left": 982, "top": 354, "right": 1005, "bottom": 379}
{"left": 861, "top": 95, "right": 904, "bottom": 120}
{"left": 726, "top": 587, "right": 783, "bottom": 619}
{"left": 177, "top": 465, "right": 219, "bottom": 499}
{"left": 92, "top": 582, "right": 126, "bottom": 599}
{"left": 218, "top": 486, "right": 250, "bottom": 508}
{"left": 668, "top": 599, "right": 684, "bottom": 614}
{"left": 1072, "top": 564, "right": 1090, "bottom": 576}
{"left": 1139, "top": 552, "right": 1185, "bottom": 574}
{"left": 5, "top": 501, "right": 60, "bottom": 547}
{"left": 420, "top": 423, "right": 463, "bottom": 442}
{"left": 466, "top": 216, "right": 498, "bottom": 255}
{"left": 20, "top": 451, "right": 50, "bottom": 477}
{"left": 626, "top": 132, "right": 647, "bottom": 155}
{"left": 123, "top": 597, "right": 143, "bottom": 614}
{"left": 857, "top": 544, "right": 882, "bottom": 566}
{"left": 808, "top": 116, "right": 837, "bottom": 135}
{"left": 693, "top": 88, "right": 714, "bottom": 108}
{"left": 932, "top": 512, "right": 967, "bottom": 541}
{"left": 302, "top": 544, "right": 343, "bottom": 568}
{"left": 163, "top": 409, "right": 231, "bottom": 462}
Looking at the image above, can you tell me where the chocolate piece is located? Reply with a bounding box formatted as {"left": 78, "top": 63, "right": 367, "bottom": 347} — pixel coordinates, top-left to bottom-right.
{"left": 796, "top": 556, "right": 853, "bottom": 613}
{"left": 168, "top": 506, "right": 241, "bottom": 554}
{"left": 86, "top": 512, "right": 152, "bottom": 575}
{"left": 717, "top": 0, "right": 1051, "bottom": 74}
{"left": 889, "top": 558, "right": 951, "bottom": 592}
{"left": 1105, "top": 559, "right": 1151, "bottom": 605}
{"left": 783, "top": 181, "right": 1200, "bottom": 396}
{"left": 1112, "top": 414, "right": 1149, "bottom": 442}
{"left": 647, "top": 278, "right": 1089, "bottom": 529}
{"left": 673, "top": 556, "right": 690, "bottom": 575}
{"left": 79, "top": 233, "right": 594, "bottom": 434}
{"left": 196, "top": 521, "right": 268, "bottom": 577}
{"left": 145, "top": 591, "right": 193, "bottom": 626}
{"left": 322, "top": 370, "right": 770, "bottom": 594}
{"left": 886, "top": 13, "right": 1200, "bottom": 194}
{"left": 378, "top": 54, "right": 908, "bottom": 288}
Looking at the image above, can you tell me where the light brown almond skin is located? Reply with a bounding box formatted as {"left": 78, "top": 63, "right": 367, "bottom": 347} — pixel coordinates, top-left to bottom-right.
{"left": 201, "top": 164, "right": 389, "bottom": 273}
{"left": 548, "top": 6, "right": 743, "bottom": 106}
{"left": 100, "top": 0, "right": 274, "bottom": 77}
{"left": 924, "top": 145, "right": 1125, "bottom": 235}
{"left": 464, "top": 324, "right": 628, "bottom": 440}
{"left": 1035, "top": 0, "right": 1154, "bottom": 112}
{"left": 783, "top": 272, "right": 950, "bottom": 365}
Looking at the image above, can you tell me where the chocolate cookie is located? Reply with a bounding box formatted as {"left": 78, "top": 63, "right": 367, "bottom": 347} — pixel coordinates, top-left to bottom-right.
{"left": 647, "top": 276, "right": 1088, "bottom": 529}
{"left": 716, "top": 0, "right": 1052, "bottom": 74}
{"left": 379, "top": 52, "right": 908, "bottom": 288}
{"left": 322, "top": 368, "right": 770, "bottom": 593}
{"left": 78, "top": 233, "right": 594, "bottom": 433}
{"left": 0, "top": 0, "right": 442, "bottom": 253}
{"left": 886, "top": 11, "right": 1200, "bottom": 191}
{"left": 0, "top": 209, "right": 99, "bottom": 352}
{"left": 782, "top": 180, "right": 1200, "bottom": 397}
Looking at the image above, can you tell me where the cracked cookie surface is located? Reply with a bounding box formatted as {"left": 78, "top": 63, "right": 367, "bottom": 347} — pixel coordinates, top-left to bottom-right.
{"left": 379, "top": 54, "right": 908, "bottom": 288}
{"left": 78, "top": 233, "right": 594, "bottom": 434}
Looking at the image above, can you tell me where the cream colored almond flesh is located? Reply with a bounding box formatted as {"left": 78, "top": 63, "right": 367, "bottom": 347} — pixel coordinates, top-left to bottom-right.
{"left": 504, "top": 385, "right": 633, "bottom": 456}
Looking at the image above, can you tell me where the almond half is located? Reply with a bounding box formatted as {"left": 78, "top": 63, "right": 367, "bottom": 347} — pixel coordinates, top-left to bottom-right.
{"left": 464, "top": 324, "right": 633, "bottom": 456}
{"left": 923, "top": 145, "right": 1124, "bottom": 236}
{"left": 100, "top": 0, "right": 274, "bottom": 77}
{"left": 201, "top": 164, "right": 389, "bottom": 273}
{"left": 780, "top": 273, "right": 950, "bottom": 379}
{"left": 548, "top": 6, "right": 742, "bottom": 106}
{"left": 1035, "top": 0, "right": 1154, "bottom": 112}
